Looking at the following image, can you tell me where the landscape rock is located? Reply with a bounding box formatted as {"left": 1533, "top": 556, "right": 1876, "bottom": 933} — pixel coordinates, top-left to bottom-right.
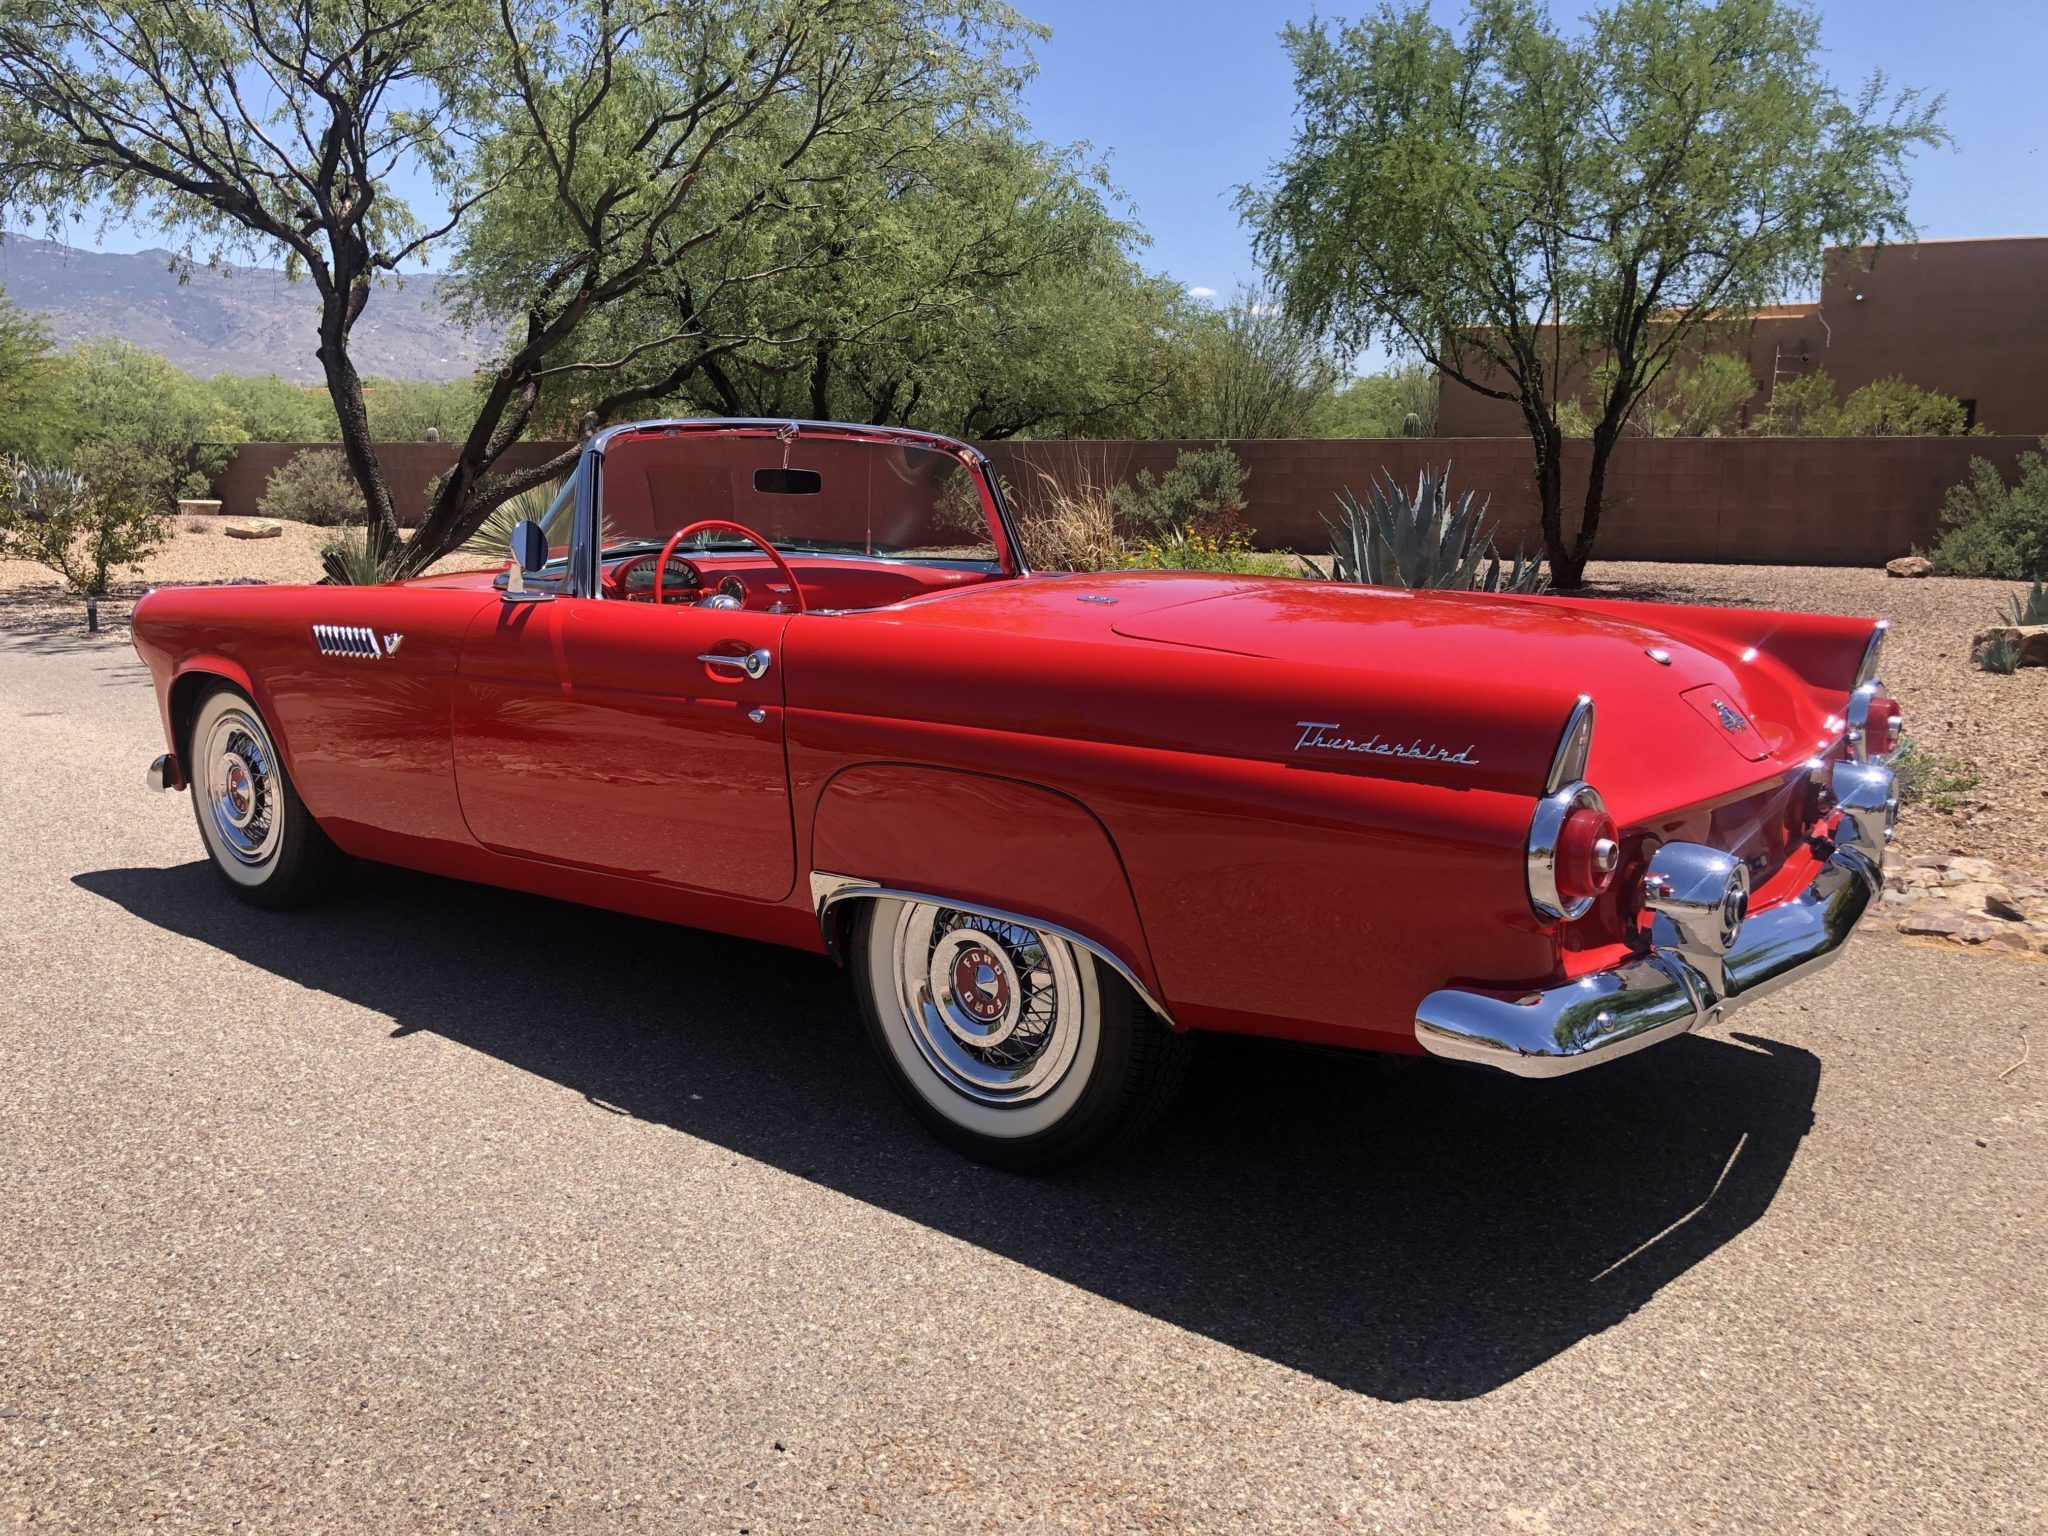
{"left": 1971, "top": 624, "right": 2048, "bottom": 669}
{"left": 1885, "top": 555, "right": 1933, "bottom": 578}
{"left": 223, "top": 518, "right": 284, "bottom": 540}
{"left": 1896, "top": 905, "right": 1997, "bottom": 944}
{"left": 177, "top": 498, "right": 222, "bottom": 517}
{"left": 1984, "top": 888, "right": 2031, "bottom": 923}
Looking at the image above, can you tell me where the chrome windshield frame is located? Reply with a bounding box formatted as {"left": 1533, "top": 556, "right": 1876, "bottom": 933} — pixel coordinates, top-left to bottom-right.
{"left": 567, "top": 417, "right": 1028, "bottom": 594}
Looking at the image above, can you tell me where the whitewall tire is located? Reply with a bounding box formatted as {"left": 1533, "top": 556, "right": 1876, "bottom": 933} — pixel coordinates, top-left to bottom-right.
{"left": 187, "top": 684, "right": 343, "bottom": 909}
{"left": 851, "top": 898, "right": 1189, "bottom": 1170}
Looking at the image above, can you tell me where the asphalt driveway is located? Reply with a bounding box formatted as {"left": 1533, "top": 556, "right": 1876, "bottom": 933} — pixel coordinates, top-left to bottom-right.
{"left": 2, "top": 632, "right": 2042, "bottom": 1533}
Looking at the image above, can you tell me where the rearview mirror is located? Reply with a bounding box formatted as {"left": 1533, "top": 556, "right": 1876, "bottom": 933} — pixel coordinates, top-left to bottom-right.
{"left": 754, "top": 467, "right": 821, "bottom": 495}
{"left": 509, "top": 519, "right": 549, "bottom": 574}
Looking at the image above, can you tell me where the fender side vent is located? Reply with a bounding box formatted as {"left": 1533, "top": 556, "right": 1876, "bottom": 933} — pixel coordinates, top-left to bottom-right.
{"left": 312, "top": 624, "right": 383, "bottom": 659}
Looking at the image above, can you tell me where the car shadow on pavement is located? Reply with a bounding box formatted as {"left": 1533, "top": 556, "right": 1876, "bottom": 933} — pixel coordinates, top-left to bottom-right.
{"left": 77, "top": 860, "right": 1821, "bottom": 1404}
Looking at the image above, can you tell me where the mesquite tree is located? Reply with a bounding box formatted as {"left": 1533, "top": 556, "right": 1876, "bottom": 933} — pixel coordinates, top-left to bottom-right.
{"left": 1242, "top": 0, "right": 1946, "bottom": 586}
{"left": 0, "top": 0, "right": 1025, "bottom": 571}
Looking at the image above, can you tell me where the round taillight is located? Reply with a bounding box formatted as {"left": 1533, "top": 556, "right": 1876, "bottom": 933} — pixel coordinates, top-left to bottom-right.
{"left": 1863, "top": 695, "right": 1901, "bottom": 758}
{"left": 1555, "top": 803, "right": 1620, "bottom": 906}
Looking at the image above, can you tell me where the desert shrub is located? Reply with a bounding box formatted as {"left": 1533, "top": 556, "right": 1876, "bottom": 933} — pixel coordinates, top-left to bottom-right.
{"left": 259, "top": 449, "right": 364, "bottom": 526}
{"left": 1559, "top": 354, "right": 1757, "bottom": 438}
{"left": 49, "top": 340, "right": 242, "bottom": 507}
{"left": 363, "top": 377, "right": 481, "bottom": 442}
{"left": 206, "top": 373, "right": 338, "bottom": 442}
{"left": 1127, "top": 526, "right": 1283, "bottom": 574}
{"left": 1112, "top": 445, "right": 1248, "bottom": 534}
{"left": 1929, "top": 441, "right": 2048, "bottom": 580}
{"left": 1888, "top": 735, "right": 1982, "bottom": 811}
{"left": 0, "top": 456, "right": 170, "bottom": 597}
{"left": 1751, "top": 367, "right": 1969, "bottom": 437}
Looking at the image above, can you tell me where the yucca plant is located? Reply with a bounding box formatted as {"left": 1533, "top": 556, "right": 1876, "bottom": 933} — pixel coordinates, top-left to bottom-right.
{"left": 319, "top": 529, "right": 390, "bottom": 585}
{"left": 2002, "top": 577, "right": 2048, "bottom": 627}
{"left": 460, "top": 481, "right": 568, "bottom": 562}
{"left": 1307, "top": 464, "right": 1547, "bottom": 594}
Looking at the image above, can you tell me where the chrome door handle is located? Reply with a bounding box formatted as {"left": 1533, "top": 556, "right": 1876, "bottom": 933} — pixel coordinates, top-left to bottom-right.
{"left": 698, "top": 647, "right": 772, "bottom": 680}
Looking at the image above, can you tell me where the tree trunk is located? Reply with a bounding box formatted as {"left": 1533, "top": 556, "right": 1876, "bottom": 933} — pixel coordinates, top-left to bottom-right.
{"left": 315, "top": 276, "right": 401, "bottom": 552}
{"left": 1529, "top": 415, "right": 1569, "bottom": 586}
{"left": 1564, "top": 429, "right": 1620, "bottom": 590}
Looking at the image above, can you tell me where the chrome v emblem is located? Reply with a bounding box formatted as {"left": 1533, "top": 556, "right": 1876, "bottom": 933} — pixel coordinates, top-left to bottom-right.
{"left": 381, "top": 632, "right": 404, "bottom": 657}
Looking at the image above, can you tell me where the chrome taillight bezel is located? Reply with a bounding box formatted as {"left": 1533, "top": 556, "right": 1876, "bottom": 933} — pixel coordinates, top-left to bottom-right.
{"left": 1528, "top": 781, "right": 1610, "bottom": 922}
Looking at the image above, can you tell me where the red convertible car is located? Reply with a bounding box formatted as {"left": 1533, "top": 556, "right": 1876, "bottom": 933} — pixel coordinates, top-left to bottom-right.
{"left": 133, "top": 418, "right": 1901, "bottom": 1169}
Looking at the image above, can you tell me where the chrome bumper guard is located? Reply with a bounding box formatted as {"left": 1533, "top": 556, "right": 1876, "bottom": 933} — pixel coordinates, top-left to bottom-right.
{"left": 145, "top": 753, "right": 185, "bottom": 792}
{"left": 1415, "top": 760, "right": 1896, "bottom": 1078}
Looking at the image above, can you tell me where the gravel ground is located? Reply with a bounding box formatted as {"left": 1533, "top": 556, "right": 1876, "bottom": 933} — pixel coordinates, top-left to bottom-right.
{"left": 1581, "top": 562, "right": 2048, "bottom": 877}
{"left": 4, "top": 634, "right": 2048, "bottom": 1531}
{"left": 3, "top": 614, "right": 2047, "bottom": 1532}
{"left": 0, "top": 519, "right": 329, "bottom": 633}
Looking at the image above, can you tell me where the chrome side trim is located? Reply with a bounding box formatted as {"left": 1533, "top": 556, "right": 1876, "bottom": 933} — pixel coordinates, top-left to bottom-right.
{"left": 1543, "top": 694, "right": 1595, "bottom": 795}
{"left": 1419, "top": 765, "right": 1892, "bottom": 1078}
{"left": 808, "top": 871, "right": 1177, "bottom": 1028}
{"left": 311, "top": 623, "right": 384, "bottom": 659}
{"left": 1852, "top": 619, "right": 1889, "bottom": 690}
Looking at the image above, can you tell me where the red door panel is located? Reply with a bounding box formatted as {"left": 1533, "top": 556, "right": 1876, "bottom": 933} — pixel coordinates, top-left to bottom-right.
{"left": 453, "top": 597, "right": 796, "bottom": 901}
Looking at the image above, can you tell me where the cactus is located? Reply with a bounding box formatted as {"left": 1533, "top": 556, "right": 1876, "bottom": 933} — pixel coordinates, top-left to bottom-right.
{"left": 1309, "top": 464, "right": 1548, "bottom": 594}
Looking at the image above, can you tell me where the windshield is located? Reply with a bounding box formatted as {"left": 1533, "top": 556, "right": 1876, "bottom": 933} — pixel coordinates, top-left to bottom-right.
{"left": 599, "top": 430, "right": 1001, "bottom": 566}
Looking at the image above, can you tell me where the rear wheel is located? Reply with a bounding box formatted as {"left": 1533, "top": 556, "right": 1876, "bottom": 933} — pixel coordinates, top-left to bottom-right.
{"left": 850, "top": 898, "right": 1189, "bottom": 1171}
{"left": 187, "top": 684, "right": 344, "bottom": 909}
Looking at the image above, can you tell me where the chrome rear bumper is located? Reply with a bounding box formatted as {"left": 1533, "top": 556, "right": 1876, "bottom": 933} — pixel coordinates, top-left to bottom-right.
{"left": 1415, "top": 761, "right": 1894, "bottom": 1078}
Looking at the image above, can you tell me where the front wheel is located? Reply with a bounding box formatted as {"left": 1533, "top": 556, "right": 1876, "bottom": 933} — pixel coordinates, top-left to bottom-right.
{"left": 187, "top": 683, "right": 344, "bottom": 909}
{"left": 851, "top": 899, "right": 1189, "bottom": 1171}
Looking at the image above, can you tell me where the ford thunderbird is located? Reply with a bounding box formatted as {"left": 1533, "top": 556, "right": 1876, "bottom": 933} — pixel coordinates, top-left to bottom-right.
{"left": 132, "top": 419, "right": 1902, "bottom": 1169}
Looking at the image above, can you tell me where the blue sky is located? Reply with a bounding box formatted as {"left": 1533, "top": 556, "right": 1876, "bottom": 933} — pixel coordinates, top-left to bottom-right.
{"left": 54, "top": 0, "right": 2048, "bottom": 302}
{"left": 1015, "top": 0, "right": 2048, "bottom": 299}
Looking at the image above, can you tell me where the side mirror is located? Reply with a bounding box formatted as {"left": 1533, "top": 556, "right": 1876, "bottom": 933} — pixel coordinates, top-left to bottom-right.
{"left": 503, "top": 519, "right": 553, "bottom": 603}
{"left": 509, "top": 519, "right": 549, "bottom": 574}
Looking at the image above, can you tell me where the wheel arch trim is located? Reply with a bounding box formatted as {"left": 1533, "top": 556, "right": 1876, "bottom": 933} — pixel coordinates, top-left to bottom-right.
{"left": 810, "top": 873, "right": 1180, "bottom": 1030}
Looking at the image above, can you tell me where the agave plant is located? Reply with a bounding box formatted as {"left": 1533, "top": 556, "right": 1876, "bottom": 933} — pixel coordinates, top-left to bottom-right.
{"left": 1308, "top": 464, "right": 1547, "bottom": 594}
{"left": 2003, "top": 577, "right": 2048, "bottom": 627}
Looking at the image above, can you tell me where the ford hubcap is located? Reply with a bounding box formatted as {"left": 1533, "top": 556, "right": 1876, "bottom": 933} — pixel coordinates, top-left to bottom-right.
{"left": 201, "top": 709, "right": 281, "bottom": 866}
{"left": 893, "top": 904, "right": 1082, "bottom": 1104}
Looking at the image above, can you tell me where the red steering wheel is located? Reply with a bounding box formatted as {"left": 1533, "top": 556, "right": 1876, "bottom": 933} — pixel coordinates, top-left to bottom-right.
{"left": 653, "top": 519, "right": 809, "bottom": 613}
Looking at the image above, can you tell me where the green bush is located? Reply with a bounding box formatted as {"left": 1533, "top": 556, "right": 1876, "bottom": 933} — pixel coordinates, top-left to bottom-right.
{"left": 258, "top": 449, "right": 365, "bottom": 527}
{"left": 1751, "top": 367, "right": 1969, "bottom": 437}
{"left": 206, "top": 373, "right": 339, "bottom": 442}
{"left": 49, "top": 340, "right": 242, "bottom": 508}
{"left": 1, "top": 456, "right": 170, "bottom": 597}
{"left": 1112, "top": 445, "right": 1249, "bottom": 535}
{"left": 1929, "top": 441, "right": 2048, "bottom": 580}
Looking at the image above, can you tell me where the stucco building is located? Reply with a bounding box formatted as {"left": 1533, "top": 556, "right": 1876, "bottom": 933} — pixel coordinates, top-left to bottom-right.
{"left": 1435, "top": 236, "right": 2048, "bottom": 437}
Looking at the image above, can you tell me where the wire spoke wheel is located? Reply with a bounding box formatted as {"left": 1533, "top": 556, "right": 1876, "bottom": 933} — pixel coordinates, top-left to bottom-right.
{"left": 186, "top": 684, "right": 342, "bottom": 907}
{"left": 891, "top": 903, "right": 1086, "bottom": 1105}
{"left": 854, "top": 895, "right": 1190, "bottom": 1170}
{"left": 200, "top": 706, "right": 283, "bottom": 868}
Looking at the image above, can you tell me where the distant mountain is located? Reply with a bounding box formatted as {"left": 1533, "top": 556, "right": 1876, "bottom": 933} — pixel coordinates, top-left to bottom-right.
{"left": 0, "top": 234, "right": 487, "bottom": 382}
